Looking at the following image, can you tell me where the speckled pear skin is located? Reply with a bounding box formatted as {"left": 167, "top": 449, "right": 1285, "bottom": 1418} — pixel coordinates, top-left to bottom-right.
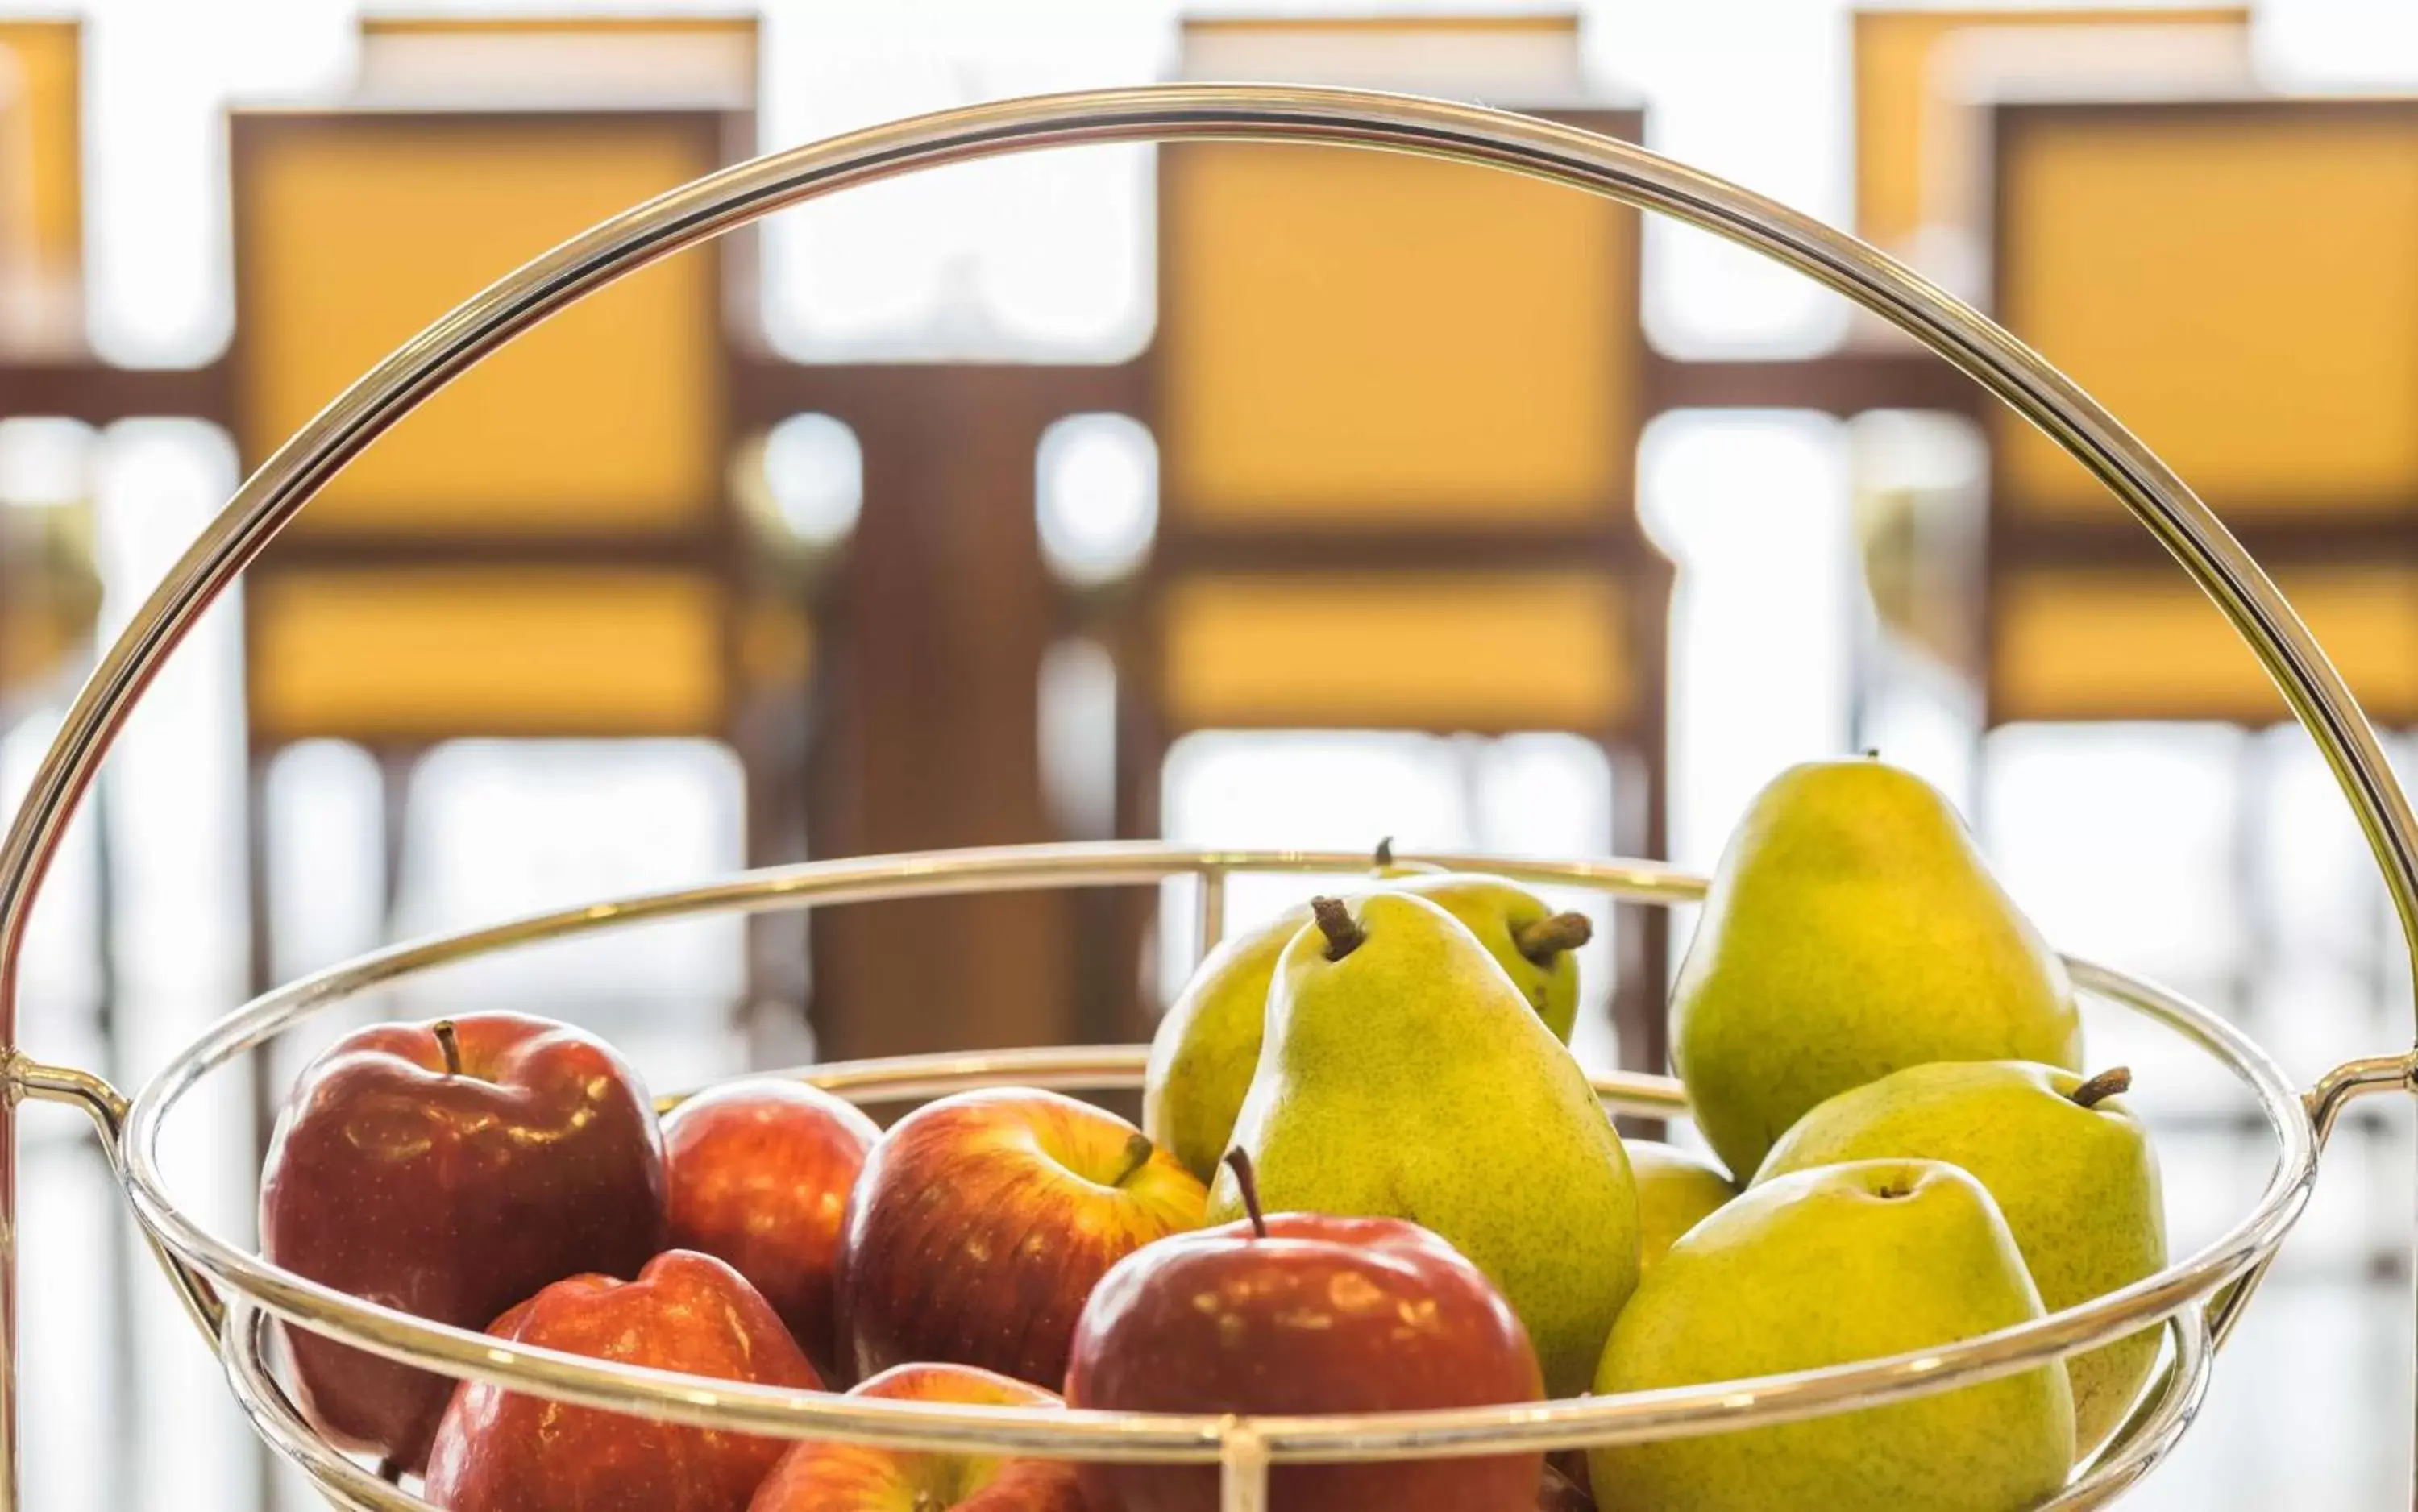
{"left": 1386, "top": 873, "right": 1586, "bottom": 1042}
{"left": 1143, "top": 903, "right": 1313, "bottom": 1183}
{"left": 1147, "top": 873, "right": 1587, "bottom": 1186}
{"left": 1669, "top": 758, "right": 2084, "bottom": 1178}
{"left": 1627, "top": 1140, "right": 1737, "bottom": 1278}
{"left": 1755, "top": 1061, "right": 2165, "bottom": 1458}
{"left": 1205, "top": 891, "right": 1639, "bottom": 1398}
{"left": 1590, "top": 1160, "right": 2075, "bottom": 1512}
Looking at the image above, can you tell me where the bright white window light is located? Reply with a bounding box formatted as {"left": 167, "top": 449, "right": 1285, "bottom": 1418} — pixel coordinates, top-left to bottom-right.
{"left": 763, "top": 413, "right": 864, "bottom": 548}
{"left": 1037, "top": 412, "right": 1156, "bottom": 586}
{"left": 0, "top": 417, "right": 95, "bottom": 508}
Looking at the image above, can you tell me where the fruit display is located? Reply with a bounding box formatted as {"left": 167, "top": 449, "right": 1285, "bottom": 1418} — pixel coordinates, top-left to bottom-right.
{"left": 1066, "top": 1149, "right": 1547, "bottom": 1511}
{"left": 247, "top": 766, "right": 2176, "bottom": 1511}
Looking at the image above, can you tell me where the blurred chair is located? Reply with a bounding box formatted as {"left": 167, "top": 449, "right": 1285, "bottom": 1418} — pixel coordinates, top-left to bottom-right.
{"left": 1136, "top": 15, "right": 1671, "bottom": 1070}
{"left": 224, "top": 79, "right": 812, "bottom": 1072}
{"left": 1985, "top": 96, "right": 2418, "bottom": 729}
{"left": 0, "top": 19, "right": 82, "bottom": 356}
{"left": 1851, "top": 6, "right": 2250, "bottom": 313}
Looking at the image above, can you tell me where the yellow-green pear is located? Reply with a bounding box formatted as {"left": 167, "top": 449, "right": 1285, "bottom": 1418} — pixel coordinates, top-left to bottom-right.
{"left": 1207, "top": 891, "right": 1638, "bottom": 1396}
{"left": 1387, "top": 872, "right": 1592, "bottom": 1041}
{"left": 1142, "top": 901, "right": 1312, "bottom": 1182}
{"left": 1591, "top": 1159, "right": 2075, "bottom": 1511}
{"left": 1627, "top": 1140, "right": 1736, "bottom": 1277}
{"left": 1670, "top": 758, "right": 2083, "bottom": 1178}
{"left": 1755, "top": 1061, "right": 2164, "bottom": 1458}
{"left": 1145, "top": 858, "right": 1594, "bottom": 1183}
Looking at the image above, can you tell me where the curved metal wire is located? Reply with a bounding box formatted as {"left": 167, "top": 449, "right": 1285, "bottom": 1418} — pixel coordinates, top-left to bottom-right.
{"left": 114, "top": 845, "right": 2312, "bottom": 1467}
{"left": 0, "top": 82, "right": 2406, "bottom": 1502}
{"left": 216, "top": 1292, "right": 2214, "bottom": 1512}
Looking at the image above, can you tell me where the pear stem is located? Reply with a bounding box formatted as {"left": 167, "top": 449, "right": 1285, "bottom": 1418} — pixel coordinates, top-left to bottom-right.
{"left": 1514, "top": 911, "right": 1593, "bottom": 964}
{"left": 1310, "top": 896, "right": 1363, "bottom": 960}
{"left": 431, "top": 1020, "right": 462, "bottom": 1078}
{"left": 2071, "top": 1067, "right": 2132, "bottom": 1109}
{"left": 1224, "top": 1148, "right": 1269, "bottom": 1239}
{"left": 1108, "top": 1132, "right": 1155, "bottom": 1188}
{"left": 1373, "top": 836, "right": 1396, "bottom": 870}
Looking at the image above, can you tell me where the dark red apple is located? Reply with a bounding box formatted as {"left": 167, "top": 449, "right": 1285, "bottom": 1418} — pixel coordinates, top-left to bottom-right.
{"left": 260, "top": 1013, "right": 666, "bottom": 1473}
{"left": 748, "top": 1362, "right": 1087, "bottom": 1510}
{"left": 1064, "top": 1151, "right": 1544, "bottom": 1512}
{"left": 424, "top": 1249, "right": 824, "bottom": 1512}
{"left": 835, "top": 1087, "right": 1206, "bottom": 1389}
{"left": 663, "top": 1078, "right": 881, "bottom": 1372}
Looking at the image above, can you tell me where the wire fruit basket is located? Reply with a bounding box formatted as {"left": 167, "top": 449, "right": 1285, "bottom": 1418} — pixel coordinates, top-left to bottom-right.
{"left": 0, "top": 85, "right": 2412, "bottom": 1512}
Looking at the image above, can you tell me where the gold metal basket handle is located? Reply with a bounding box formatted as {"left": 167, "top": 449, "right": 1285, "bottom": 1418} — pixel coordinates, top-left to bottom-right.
{"left": 1, "top": 84, "right": 2413, "bottom": 1510}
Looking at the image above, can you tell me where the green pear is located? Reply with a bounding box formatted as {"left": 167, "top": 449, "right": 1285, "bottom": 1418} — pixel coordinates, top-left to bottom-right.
{"left": 1591, "top": 1159, "right": 2075, "bottom": 1511}
{"left": 1387, "top": 872, "right": 1592, "bottom": 1041}
{"left": 1207, "top": 891, "right": 1638, "bottom": 1396}
{"left": 1145, "top": 858, "right": 1594, "bottom": 1183}
{"left": 1755, "top": 1061, "right": 2164, "bottom": 1458}
{"left": 1143, "top": 901, "right": 1313, "bottom": 1183}
{"left": 1627, "top": 1140, "right": 1736, "bottom": 1277}
{"left": 1670, "top": 758, "right": 2083, "bottom": 1177}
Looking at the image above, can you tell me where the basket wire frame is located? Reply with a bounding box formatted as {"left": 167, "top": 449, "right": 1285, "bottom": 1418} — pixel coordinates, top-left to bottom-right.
{"left": 0, "top": 82, "right": 2411, "bottom": 1510}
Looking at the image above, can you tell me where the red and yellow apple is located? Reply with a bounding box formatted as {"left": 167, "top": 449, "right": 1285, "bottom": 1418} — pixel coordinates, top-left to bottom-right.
{"left": 424, "top": 1249, "right": 824, "bottom": 1512}
{"left": 835, "top": 1087, "right": 1207, "bottom": 1389}
{"left": 1065, "top": 1153, "right": 1545, "bottom": 1512}
{"left": 663, "top": 1078, "right": 882, "bottom": 1372}
{"left": 748, "top": 1362, "right": 1087, "bottom": 1510}
{"left": 259, "top": 1012, "right": 665, "bottom": 1473}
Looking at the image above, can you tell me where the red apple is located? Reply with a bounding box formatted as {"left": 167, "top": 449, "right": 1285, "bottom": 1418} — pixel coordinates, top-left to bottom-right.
{"left": 748, "top": 1362, "right": 1087, "bottom": 1510}
{"left": 835, "top": 1087, "right": 1207, "bottom": 1389}
{"left": 424, "top": 1249, "right": 824, "bottom": 1512}
{"left": 663, "top": 1078, "right": 881, "bottom": 1372}
{"left": 260, "top": 1012, "right": 665, "bottom": 1473}
{"left": 1064, "top": 1151, "right": 1545, "bottom": 1512}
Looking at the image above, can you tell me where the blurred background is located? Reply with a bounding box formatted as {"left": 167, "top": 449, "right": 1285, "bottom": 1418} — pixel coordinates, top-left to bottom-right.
{"left": 2, "top": 0, "right": 2416, "bottom": 1505}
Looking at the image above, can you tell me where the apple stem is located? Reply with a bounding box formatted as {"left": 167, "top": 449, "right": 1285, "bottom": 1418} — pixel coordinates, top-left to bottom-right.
{"left": 432, "top": 1020, "right": 462, "bottom": 1078}
{"left": 1110, "top": 1132, "right": 1156, "bottom": 1188}
{"left": 1310, "top": 896, "right": 1363, "bottom": 960}
{"left": 1373, "top": 836, "right": 1396, "bottom": 870}
{"left": 1224, "top": 1147, "right": 1269, "bottom": 1239}
{"left": 2071, "top": 1067, "right": 2133, "bottom": 1109}
{"left": 376, "top": 1456, "right": 403, "bottom": 1485}
{"left": 1514, "top": 911, "right": 1593, "bottom": 964}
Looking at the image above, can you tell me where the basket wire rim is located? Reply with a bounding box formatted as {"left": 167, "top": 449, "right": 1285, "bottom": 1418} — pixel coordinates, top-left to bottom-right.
{"left": 118, "top": 844, "right": 2312, "bottom": 1462}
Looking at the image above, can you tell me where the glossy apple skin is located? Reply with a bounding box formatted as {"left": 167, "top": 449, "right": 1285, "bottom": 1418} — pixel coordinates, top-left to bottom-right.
{"left": 749, "top": 1362, "right": 1088, "bottom": 1511}
{"left": 1065, "top": 1212, "right": 1545, "bottom": 1512}
{"left": 835, "top": 1087, "right": 1207, "bottom": 1389}
{"left": 663, "top": 1078, "right": 881, "bottom": 1373}
{"left": 259, "top": 1012, "right": 666, "bottom": 1473}
{"left": 424, "top": 1249, "right": 824, "bottom": 1512}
